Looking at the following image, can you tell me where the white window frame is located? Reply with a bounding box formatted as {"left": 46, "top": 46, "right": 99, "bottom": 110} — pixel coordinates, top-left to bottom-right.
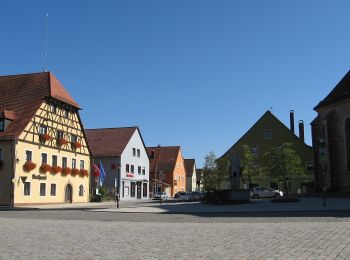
{"left": 51, "top": 183, "right": 56, "bottom": 196}
{"left": 41, "top": 153, "right": 47, "bottom": 164}
{"left": 40, "top": 183, "right": 46, "bottom": 196}
{"left": 24, "top": 182, "right": 31, "bottom": 196}
{"left": 52, "top": 155, "right": 58, "bottom": 167}
{"left": 25, "top": 150, "right": 32, "bottom": 162}
{"left": 72, "top": 159, "right": 77, "bottom": 169}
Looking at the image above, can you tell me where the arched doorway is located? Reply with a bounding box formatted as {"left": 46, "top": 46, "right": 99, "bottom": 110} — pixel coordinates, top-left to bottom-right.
{"left": 65, "top": 184, "right": 73, "bottom": 203}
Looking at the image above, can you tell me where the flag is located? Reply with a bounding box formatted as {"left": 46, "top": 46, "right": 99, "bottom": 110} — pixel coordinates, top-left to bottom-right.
{"left": 92, "top": 163, "right": 100, "bottom": 177}
{"left": 99, "top": 161, "right": 106, "bottom": 186}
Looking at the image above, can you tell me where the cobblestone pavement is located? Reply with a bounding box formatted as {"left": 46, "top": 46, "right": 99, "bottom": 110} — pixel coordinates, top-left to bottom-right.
{"left": 1, "top": 208, "right": 350, "bottom": 259}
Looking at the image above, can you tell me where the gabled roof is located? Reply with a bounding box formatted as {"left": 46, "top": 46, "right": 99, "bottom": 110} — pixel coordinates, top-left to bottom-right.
{"left": 221, "top": 110, "right": 312, "bottom": 158}
{"left": 184, "top": 159, "right": 196, "bottom": 177}
{"left": 314, "top": 70, "right": 350, "bottom": 110}
{"left": 0, "top": 71, "right": 80, "bottom": 140}
{"left": 146, "top": 146, "right": 180, "bottom": 174}
{"left": 86, "top": 127, "right": 141, "bottom": 157}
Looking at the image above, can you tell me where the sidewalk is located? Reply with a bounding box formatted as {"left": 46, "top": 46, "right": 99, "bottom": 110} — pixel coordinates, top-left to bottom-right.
{"left": 12, "top": 197, "right": 350, "bottom": 213}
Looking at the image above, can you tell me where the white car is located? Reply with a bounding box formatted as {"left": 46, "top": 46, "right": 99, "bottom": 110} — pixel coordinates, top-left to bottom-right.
{"left": 250, "top": 187, "right": 283, "bottom": 199}
{"left": 178, "top": 192, "right": 192, "bottom": 201}
{"left": 153, "top": 192, "right": 169, "bottom": 200}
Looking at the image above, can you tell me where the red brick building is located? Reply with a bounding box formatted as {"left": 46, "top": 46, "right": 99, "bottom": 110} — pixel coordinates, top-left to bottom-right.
{"left": 147, "top": 146, "right": 186, "bottom": 197}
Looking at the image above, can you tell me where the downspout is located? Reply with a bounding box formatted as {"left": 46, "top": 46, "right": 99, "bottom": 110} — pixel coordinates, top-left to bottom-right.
{"left": 10, "top": 139, "right": 16, "bottom": 207}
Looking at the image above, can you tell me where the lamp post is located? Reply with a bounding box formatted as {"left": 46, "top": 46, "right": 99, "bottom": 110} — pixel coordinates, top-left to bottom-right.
{"left": 115, "top": 163, "right": 121, "bottom": 208}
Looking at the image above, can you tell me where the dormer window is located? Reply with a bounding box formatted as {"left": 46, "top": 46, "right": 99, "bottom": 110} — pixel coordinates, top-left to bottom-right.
{"left": 0, "top": 120, "right": 4, "bottom": 132}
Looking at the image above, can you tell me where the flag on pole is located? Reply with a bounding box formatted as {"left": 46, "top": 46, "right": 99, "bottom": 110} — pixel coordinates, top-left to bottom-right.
{"left": 92, "top": 163, "right": 100, "bottom": 177}
{"left": 99, "top": 161, "right": 106, "bottom": 186}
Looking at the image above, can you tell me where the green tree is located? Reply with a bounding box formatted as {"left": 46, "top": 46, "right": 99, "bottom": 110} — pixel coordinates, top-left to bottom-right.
{"left": 240, "top": 145, "right": 260, "bottom": 188}
{"left": 201, "top": 151, "right": 230, "bottom": 191}
{"left": 264, "top": 143, "right": 304, "bottom": 196}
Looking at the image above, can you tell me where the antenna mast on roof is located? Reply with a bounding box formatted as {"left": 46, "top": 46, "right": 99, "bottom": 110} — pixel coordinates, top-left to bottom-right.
{"left": 42, "top": 13, "right": 49, "bottom": 72}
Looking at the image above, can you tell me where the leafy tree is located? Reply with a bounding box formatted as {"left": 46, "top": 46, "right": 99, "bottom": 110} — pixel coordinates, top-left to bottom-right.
{"left": 201, "top": 151, "right": 230, "bottom": 191}
{"left": 240, "top": 145, "right": 260, "bottom": 187}
{"left": 216, "top": 156, "right": 230, "bottom": 189}
{"left": 264, "top": 143, "right": 304, "bottom": 196}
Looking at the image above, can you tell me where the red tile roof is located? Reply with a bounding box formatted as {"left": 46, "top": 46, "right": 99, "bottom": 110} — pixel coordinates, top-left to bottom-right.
{"left": 85, "top": 127, "right": 138, "bottom": 157}
{"left": 146, "top": 146, "right": 180, "bottom": 174}
{"left": 0, "top": 71, "right": 80, "bottom": 140}
{"left": 0, "top": 110, "right": 16, "bottom": 121}
{"left": 184, "top": 159, "right": 195, "bottom": 177}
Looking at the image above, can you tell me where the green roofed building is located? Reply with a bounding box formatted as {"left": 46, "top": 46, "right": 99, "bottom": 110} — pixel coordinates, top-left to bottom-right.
{"left": 221, "top": 110, "right": 314, "bottom": 194}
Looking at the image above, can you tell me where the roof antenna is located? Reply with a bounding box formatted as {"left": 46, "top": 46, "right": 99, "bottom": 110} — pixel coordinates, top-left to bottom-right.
{"left": 269, "top": 106, "right": 273, "bottom": 113}
{"left": 43, "top": 13, "right": 49, "bottom": 72}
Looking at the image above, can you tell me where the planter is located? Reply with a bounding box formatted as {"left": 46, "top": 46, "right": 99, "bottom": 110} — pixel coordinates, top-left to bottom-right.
{"left": 40, "top": 163, "right": 52, "bottom": 173}
{"left": 23, "top": 161, "right": 36, "bottom": 172}
{"left": 39, "top": 134, "right": 51, "bottom": 143}
{"left": 51, "top": 166, "right": 62, "bottom": 174}
{"left": 72, "top": 168, "right": 80, "bottom": 175}
{"left": 71, "top": 141, "right": 82, "bottom": 149}
{"left": 58, "top": 138, "right": 68, "bottom": 146}
{"left": 62, "top": 167, "right": 71, "bottom": 175}
{"left": 80, "top": 169, "right": 88, "bottom": 177}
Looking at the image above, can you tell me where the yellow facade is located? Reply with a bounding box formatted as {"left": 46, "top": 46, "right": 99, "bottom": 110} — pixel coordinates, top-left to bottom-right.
{"left": 9, "top": 101, "right": 90, "bottom": 205}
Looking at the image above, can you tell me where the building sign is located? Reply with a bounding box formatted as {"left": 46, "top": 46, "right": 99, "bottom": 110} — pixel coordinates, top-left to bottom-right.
{"left": 32, "top": 174, "right": 47, "bottom": 180}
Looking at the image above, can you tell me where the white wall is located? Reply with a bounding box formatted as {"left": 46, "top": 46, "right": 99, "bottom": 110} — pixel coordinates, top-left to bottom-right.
{"left": 120, "top": 129, "right": 149, "bottom": 199}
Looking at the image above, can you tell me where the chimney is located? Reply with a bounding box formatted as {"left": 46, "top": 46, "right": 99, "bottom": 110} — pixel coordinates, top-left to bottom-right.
{"left": 299, "top": 120, "right": 304, "bottom": 142}
{"left": 289, "top": 110, "right": 295, "bottom": 134}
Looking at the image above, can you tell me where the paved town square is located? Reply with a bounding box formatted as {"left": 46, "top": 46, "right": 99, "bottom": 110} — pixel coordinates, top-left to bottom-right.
{"left": 1, "top": 200, "right": 350, "bottom": 259}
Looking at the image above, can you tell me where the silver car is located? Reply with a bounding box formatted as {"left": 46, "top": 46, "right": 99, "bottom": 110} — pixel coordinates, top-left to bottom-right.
{"left": 250, "top": 187, "right": 283, "bottom": 199}
{"left": 153, "top": 192, "right": 169, "bottom": 200}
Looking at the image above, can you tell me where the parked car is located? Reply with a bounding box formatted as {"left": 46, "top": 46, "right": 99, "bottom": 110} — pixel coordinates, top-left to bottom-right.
{"left": 190, "top": 191, "right": 203, "bottom": 201}
{"left": 153, "top": 192, "right": 169, "bottom": 200}
{"left": 178, "top": 192, "right": 192, "bottom": 201}
{"left": 250, "top": 187, "right": 283, "bottom": 199}
{"left": 174, "top": 192, "right": 181, "bottom": 198}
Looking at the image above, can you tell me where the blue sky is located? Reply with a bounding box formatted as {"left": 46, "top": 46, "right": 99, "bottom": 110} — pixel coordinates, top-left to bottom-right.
{"left": 1, "top": 1, "right": 350, "bottom": 166}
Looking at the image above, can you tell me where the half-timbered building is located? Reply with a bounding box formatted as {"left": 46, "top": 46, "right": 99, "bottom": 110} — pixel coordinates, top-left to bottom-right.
{"left": 0, "top": 72, "right": 90, "bottom": 206}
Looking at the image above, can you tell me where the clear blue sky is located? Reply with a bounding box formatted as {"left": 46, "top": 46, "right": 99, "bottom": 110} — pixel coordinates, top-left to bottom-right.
{"left": 1, "top": 1, "right": 350, "bottom": 166}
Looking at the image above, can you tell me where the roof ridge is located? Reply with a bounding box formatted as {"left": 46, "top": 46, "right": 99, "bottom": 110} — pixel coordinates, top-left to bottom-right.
{"left": 86, "top": 126, "right": 138, "bottom": 131}
{"left": 0, "top": 71, "right": 49, "bottom": 78}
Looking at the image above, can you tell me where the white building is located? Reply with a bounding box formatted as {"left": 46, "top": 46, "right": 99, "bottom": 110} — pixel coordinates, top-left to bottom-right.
{"left": 86, "top": 127, "right": 149, "bottom": 200}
